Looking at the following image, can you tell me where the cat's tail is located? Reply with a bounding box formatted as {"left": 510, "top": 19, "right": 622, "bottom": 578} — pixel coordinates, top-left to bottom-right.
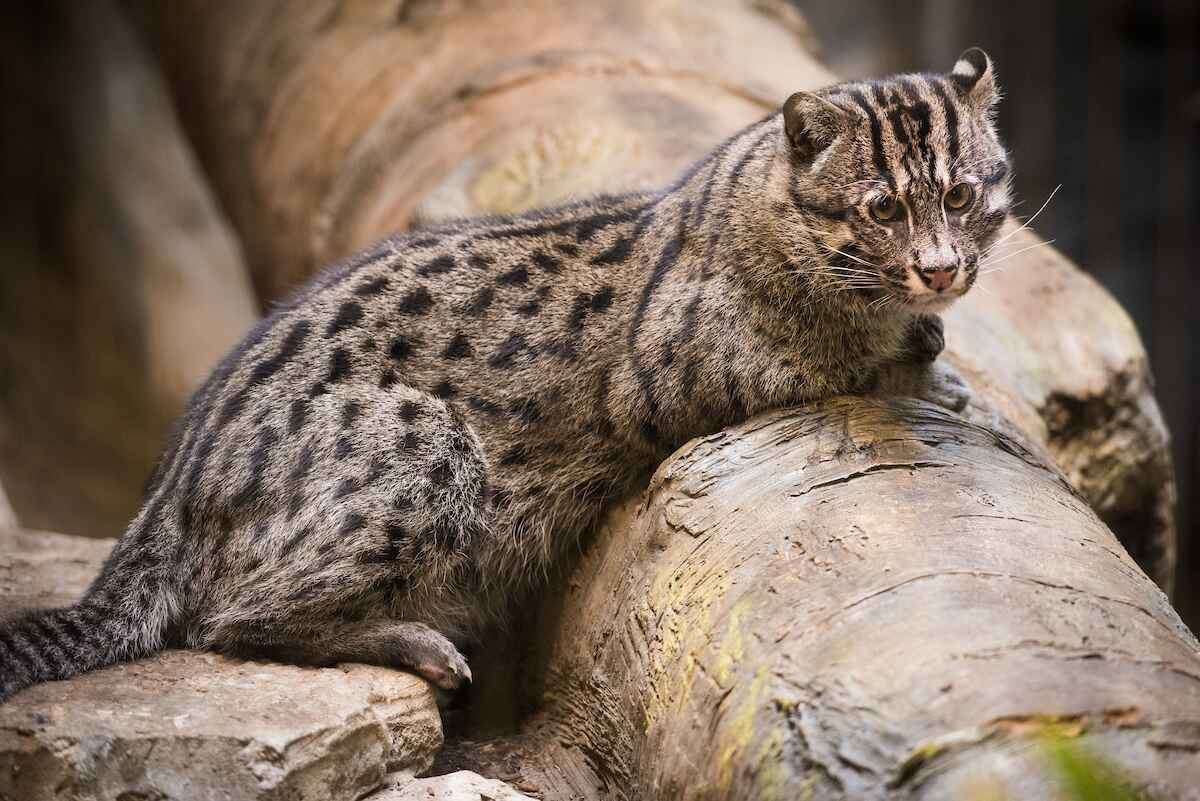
{"left": 0, "top": 579, "right": 174, "bottom": 703}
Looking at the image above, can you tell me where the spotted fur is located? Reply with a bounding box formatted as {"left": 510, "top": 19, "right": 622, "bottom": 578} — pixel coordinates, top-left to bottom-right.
{"left": 0, "top": 49, "right": 1011, "bottom": 701}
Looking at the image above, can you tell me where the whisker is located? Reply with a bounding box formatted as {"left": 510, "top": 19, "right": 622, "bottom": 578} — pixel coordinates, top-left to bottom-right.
{"left": 980, "top": 236, "right": 1057, "bottom": 266}
{"left": 991, "top": 184, "right": 1061, "bottom": 249}
{"left": 979, "top": 239, "right": 1057, "bottom": 274}
{"left": 866, "top": 293, "right": 894, "bottom": 312}
{"left": 816, "top": 265, "right": 879, "bottom": 278}
{"left": 814, "top": 261, "right": 876, "bottom": 273}
{"left": 817, "top": 268, "right": 878, "bottom": 280}
{"left": 825, "top": 282, "right": 883, "bottom": 292}
{"left": 983, "top": 238, "right": 1044, "bottom": 255}
{"left": 824, "top": 274, "right": 877, "bottom": 285}
{"left": 818, "top": 242, "right": 881, "bottom": 269}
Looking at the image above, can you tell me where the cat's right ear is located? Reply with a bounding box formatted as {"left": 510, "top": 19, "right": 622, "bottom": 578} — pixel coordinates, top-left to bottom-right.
{"left": 783, "top": 92, "right": 848, "bottom": 161}
{"left": 949, "top": 47, "right": 998, "bottom": 111}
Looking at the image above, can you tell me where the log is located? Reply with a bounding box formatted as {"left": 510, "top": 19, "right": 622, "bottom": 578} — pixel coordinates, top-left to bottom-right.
{"left": 510, "top": 399, "right": 1198, "bottom": 798}
{"left": 0, "top": 485, "right": 15, "bottom": 530}
{"left": 0, "top": 0, "right": 259, "bottom": 541}
{"left": 119, "top": 0, "right": 1191, "bottom": 796}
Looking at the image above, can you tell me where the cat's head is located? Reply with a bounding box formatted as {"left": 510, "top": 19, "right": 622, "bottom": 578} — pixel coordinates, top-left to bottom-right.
{"left": 777, "top": 48, "right": 1011, "bottom": 313}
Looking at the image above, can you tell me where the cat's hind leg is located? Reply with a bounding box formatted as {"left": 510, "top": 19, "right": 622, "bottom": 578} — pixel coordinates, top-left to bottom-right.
{"left": 183, "top": 382, "right": 491, "bottom": 689}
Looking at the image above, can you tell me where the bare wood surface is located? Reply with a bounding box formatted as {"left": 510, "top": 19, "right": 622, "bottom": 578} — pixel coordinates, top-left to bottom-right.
{"left": 942, "top": 232, "right": 1176, "bottom": 591}
{"left": 512, "top": 400, "right": 1198, "bottom": 798}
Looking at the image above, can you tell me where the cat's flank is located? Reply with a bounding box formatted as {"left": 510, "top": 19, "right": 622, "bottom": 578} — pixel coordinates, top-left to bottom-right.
{"left": 0, "top": 49, "right": 1010, "bottom": 701}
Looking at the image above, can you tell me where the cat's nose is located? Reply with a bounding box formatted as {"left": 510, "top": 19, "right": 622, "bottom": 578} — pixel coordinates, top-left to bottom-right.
{"left": 918, "top": 264, "right": 958, "bottom": 292}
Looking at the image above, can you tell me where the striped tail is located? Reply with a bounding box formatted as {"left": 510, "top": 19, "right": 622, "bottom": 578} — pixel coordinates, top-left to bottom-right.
{"left": 0, "top": 596, "right": 160, "bottom": 703}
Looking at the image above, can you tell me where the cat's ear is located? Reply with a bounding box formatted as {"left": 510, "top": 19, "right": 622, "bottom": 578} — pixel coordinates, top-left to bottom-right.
{"left": 782, "top": 91, "right": 849, "bottom": 161}
{"left": 949, "top": 47, "right": 998, "bottom": 111}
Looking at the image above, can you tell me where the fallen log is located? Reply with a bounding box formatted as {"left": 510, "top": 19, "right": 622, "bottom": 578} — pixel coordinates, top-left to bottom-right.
{"left": 510, "top": 398, "right": 1198, "bottom": 798}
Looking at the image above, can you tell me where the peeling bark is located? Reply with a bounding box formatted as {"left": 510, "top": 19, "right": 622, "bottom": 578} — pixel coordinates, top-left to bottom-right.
{"left": 124, "top": 1, "right": 1189, "bottom": 797}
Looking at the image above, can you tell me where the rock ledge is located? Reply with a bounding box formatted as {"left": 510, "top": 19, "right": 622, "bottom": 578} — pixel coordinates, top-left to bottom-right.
{"left": 0, "top": 527, "right": 443, "bottom": 801}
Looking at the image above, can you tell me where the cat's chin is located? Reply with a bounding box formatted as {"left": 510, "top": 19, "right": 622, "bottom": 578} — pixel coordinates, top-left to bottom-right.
{"left": 898, "top": 293, "right": 963, "bottom": 315}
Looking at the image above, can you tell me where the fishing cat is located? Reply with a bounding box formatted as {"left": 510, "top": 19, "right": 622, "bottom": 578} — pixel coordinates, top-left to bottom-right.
{"left": 0, "top": 48, "right": 1010, "bottom": 700}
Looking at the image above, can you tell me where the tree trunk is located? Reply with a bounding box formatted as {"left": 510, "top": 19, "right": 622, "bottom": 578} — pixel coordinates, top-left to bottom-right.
{"left": 126, "top": 1, "right": 1192, "bottom": 797}
{"left": 0, "top": 0, "right": 259, "bottom": 541}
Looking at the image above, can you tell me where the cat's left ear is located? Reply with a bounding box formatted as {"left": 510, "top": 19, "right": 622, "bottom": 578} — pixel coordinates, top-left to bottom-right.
{"left": 782, "top": 91, "right": 850, "bottom": 161}
{"left": 949, "top": 47, "right": 998, "bottom": 111}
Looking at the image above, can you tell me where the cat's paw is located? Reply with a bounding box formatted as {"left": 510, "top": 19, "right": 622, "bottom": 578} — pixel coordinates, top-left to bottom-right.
{"left": 919, "top": 360, "right": 970, "bottom": 412}
{"left": 873, "top": 360, "right": 970, "bottom": 413}
{"left": 901, "top": 314, "right": 945, "bottom": 363}
{"left": 390, "top": 622, "right": 472, "bottom": 690}
{"left": 417, "top": 645, "right": 472, "bottom": 691}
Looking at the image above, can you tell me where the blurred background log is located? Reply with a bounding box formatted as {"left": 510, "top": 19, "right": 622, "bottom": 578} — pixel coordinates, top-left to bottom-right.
{"left": 127, "top": 0, "right": 828, "bottom": 302}
{"left": 0, "top": 484, "right": 15, "bottom": 529}
{"left": 0, "top": 0, "right": 258, "bottom": 541}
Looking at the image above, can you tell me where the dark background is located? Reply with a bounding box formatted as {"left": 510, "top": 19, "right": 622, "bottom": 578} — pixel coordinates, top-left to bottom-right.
{"left": 799, "top": 0, "right": 1199, "bottom": 625}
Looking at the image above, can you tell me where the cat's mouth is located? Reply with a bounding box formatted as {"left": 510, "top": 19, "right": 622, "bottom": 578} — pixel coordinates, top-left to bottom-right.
{"left": 901, "top": 292, "right": 962, "bottom": 313}
{"left": 879, "top": 263, "right": 971, "bottom": 312}
{"left": 816, "top": 247, "right": 970, "bottom": 312}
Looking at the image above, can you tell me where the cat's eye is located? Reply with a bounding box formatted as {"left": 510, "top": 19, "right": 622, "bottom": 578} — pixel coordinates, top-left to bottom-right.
{"left": 944, "top": 183, "right": 975, "bottom": 211}
{"left": 869, "top": 194, "right": 903, "bottom": 223}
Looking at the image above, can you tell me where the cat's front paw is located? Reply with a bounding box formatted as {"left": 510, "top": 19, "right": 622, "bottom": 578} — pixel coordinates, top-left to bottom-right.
{"left": 873, "top": 360, "right": 970, "bottom": 413}
{"left": 901, "top": 314, "right": 945, "bottom": 363}
{"left": 920, "top": 360, "right": 970, "bottom": 412}
{"left": 415, "top": 644, "right": 472, "bottom": 691}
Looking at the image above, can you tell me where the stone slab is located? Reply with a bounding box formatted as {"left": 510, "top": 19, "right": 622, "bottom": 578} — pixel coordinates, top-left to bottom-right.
{"left": 0, "top": 527, "right": 443, "bottom": 801}
{"left": 377, "top": 770, "right": 538, "bottom": 801}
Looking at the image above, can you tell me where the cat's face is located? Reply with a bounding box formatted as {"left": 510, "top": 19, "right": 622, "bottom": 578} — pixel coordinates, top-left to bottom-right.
{"left": 781, "top": 48, "right": 1012, "bottom": 313}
